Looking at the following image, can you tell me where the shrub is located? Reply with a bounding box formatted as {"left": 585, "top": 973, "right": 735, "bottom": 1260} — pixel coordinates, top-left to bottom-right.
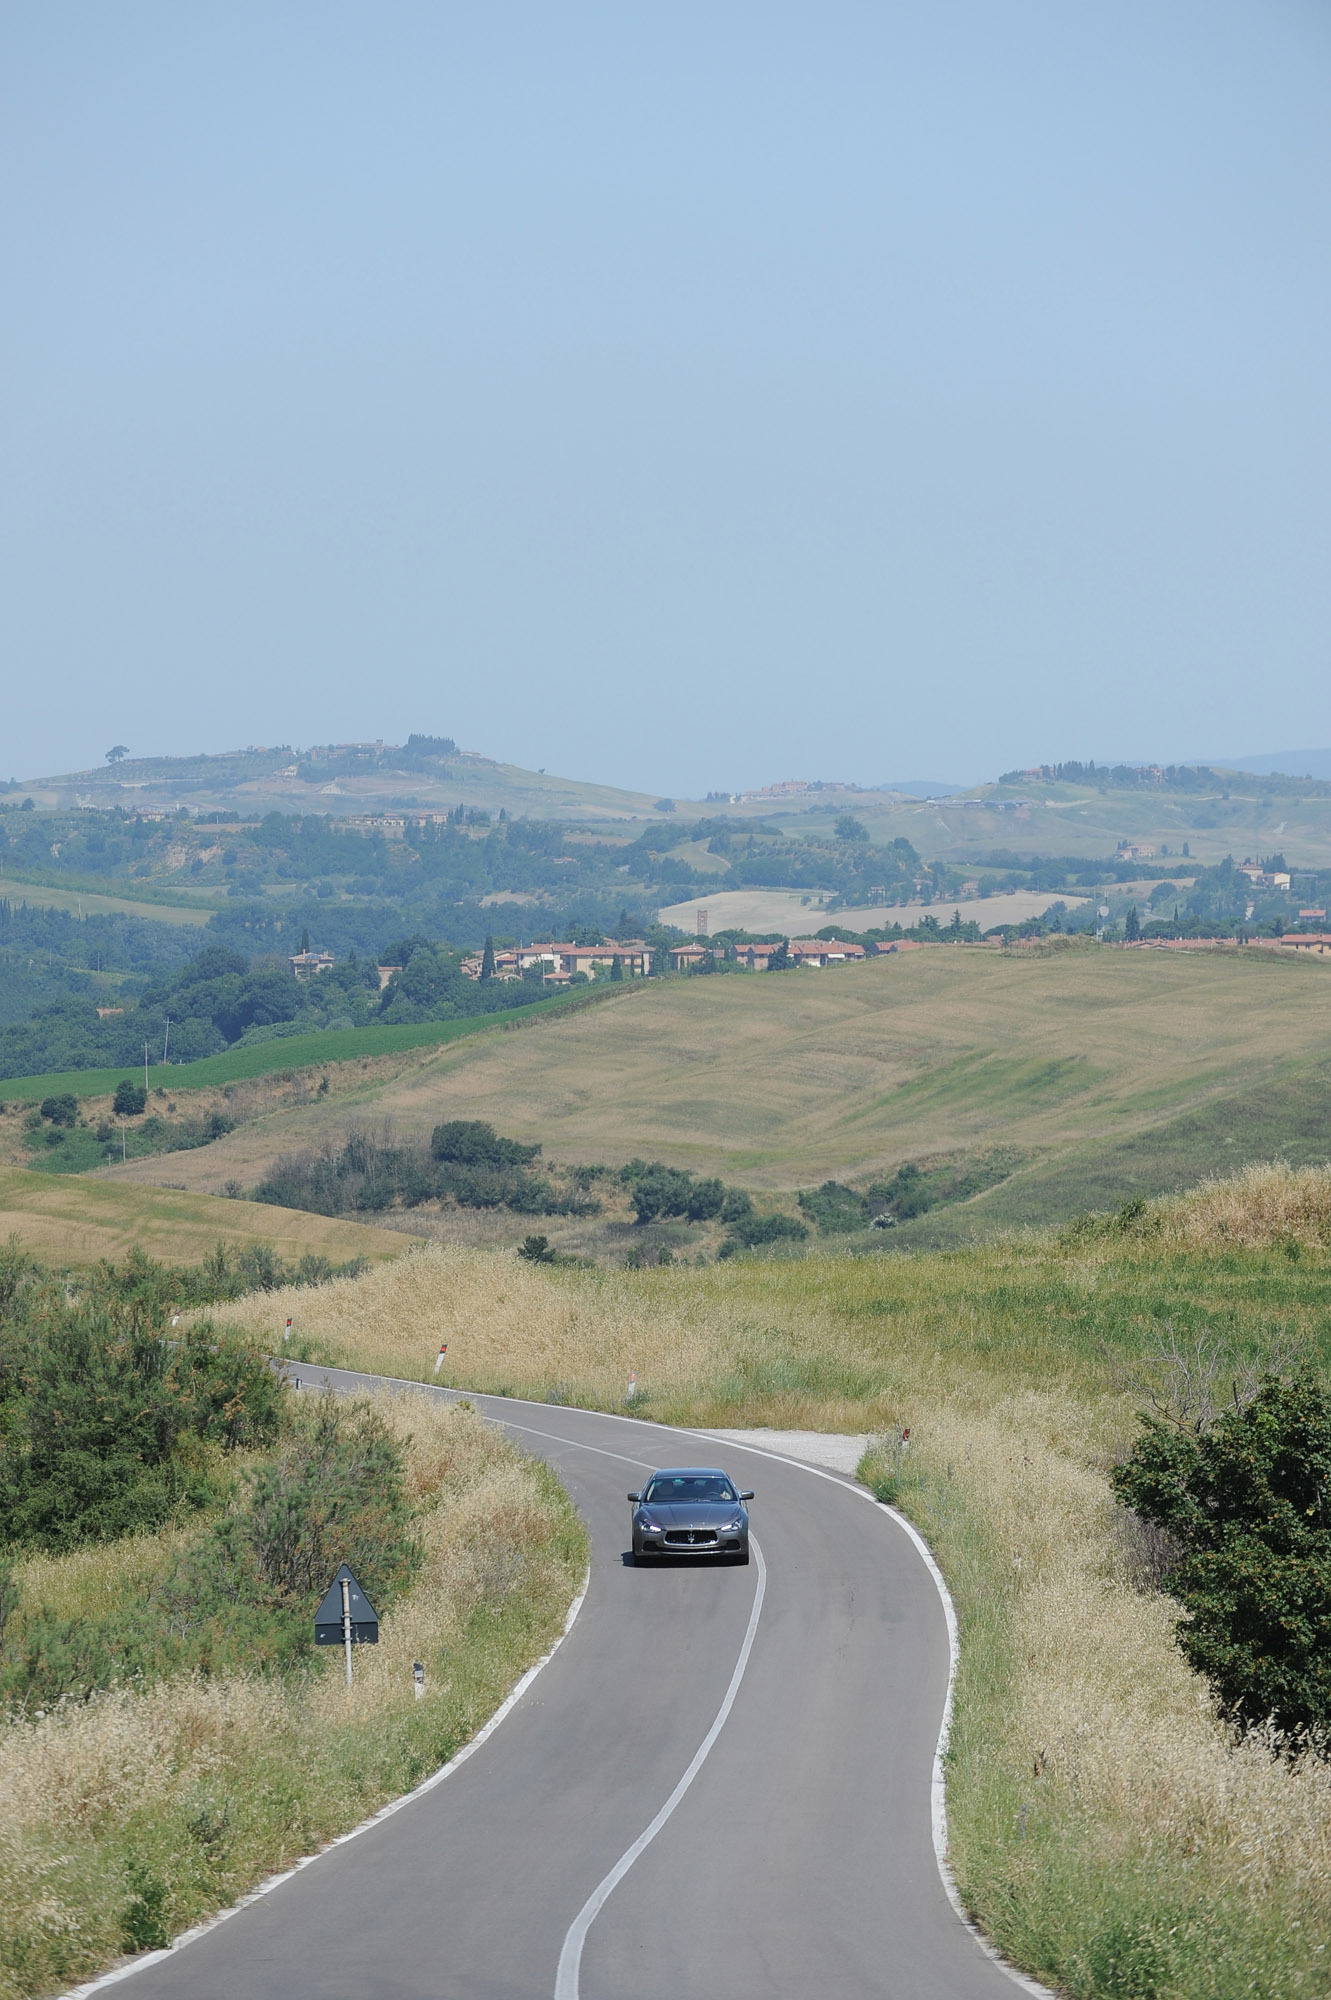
{"left": 518, "top": 1234, "right": 556, "bottom": 1263}
{"left": 0, "top": 1396, "right": 417, "bottom": 1704}
{"left": 628, "top": 1165, "right": 696, "bottom": 1223}
{"left": 38, "top": 1092, "right": 78, "bottom": 1126}
{"left": 113, "top": 1078, "right": 147, "bottom": 1117}
{"left": 718, "top": 1213, "right": 809, "bottom": 1256}
{"left": 798, "top": 1181, "right": 869, "bottom": 1234}
{"left": 0, "top": 1298, "right": 283, "bottom": 1553}
{"left": 1112, "top": 1372, "right": 1331, "bottom": 1740}
{"left": 430, "top": 1119, "right": 540, "bottom": 1167}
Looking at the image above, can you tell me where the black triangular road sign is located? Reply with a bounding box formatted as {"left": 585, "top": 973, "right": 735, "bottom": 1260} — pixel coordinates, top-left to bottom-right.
{"left": 314, "top": 1563, "right": 380, "bottom": 1645}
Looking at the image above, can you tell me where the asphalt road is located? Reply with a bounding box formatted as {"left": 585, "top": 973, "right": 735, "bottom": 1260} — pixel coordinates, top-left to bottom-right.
{"left": 112, "top": 1366, "right": 1034, "bottom": 2000}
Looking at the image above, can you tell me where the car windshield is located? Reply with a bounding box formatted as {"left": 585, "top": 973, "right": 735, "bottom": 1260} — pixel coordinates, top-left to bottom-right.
{"left": 645, "top": 1476, "right": 736, "bottom": 1504}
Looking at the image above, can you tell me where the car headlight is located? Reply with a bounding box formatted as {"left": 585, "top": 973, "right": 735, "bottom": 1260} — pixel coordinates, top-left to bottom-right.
{"left": 725, "top": 1519, "right": 743, "bottom": 1531}
{"left": 643, "top": 1523, "right": 662, "bottom": 1534}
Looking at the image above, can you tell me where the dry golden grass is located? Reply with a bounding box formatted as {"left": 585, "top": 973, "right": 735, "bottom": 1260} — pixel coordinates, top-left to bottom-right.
{"left": 0, "top": 1166, "right": 404, "bottom": 1268}
{"left": 1148, "top": 1159, "right": 1331, "bottom": 1251}
{"left": 0, "top": 1394, "right": 584, "bottom": 1999}
{"left": 906, "top": 1396, "right": 1331, "bottom": 1991}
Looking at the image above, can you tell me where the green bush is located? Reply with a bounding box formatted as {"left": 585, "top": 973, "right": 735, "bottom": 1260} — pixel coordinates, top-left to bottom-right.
{"left": 113, "top": 1078, "right": 147, "bottom": 1117}
{"left": 1112, "top": 1371, "right": 1331, "bottom": 1740}
{"left": 0, "top": 1396, "right": 417, "bottom": 1705}
{"left": 0, "top": 1274, "right": 283, "bottom": 1553}
{"left": 718, "top": 1213, "right": 810, "bottom": 1257}
{"left": 38, "top": 1092, "right": 78, "bottom": 1127}
{"left": 798, "top": 1180, "right": 869, "bottom": 1233}
{"left": 430, "top": 1119, "right": 540, "bottom": 1167}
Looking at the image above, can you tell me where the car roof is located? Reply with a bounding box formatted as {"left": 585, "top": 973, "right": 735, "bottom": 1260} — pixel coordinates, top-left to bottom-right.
{"left": 648, "top": 1467, "right": 732, "bottom": 1478}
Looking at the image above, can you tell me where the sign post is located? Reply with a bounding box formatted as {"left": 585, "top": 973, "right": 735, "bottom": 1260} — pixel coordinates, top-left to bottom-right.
{"left": 340, "top": 1575, "right": 353, "bottom": 1687}
{"left": 434, "top": 1342, "right": 448, "bottom": 1375}
{"left": 314, "top": 1565, "right": 380, "bottom": 1687}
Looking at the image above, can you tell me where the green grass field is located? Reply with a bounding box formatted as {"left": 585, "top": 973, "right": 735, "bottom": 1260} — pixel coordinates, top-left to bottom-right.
{"left": 0, "top": 873, "right": 215, "bottom": 925}
{"left": 97, "top": 945, "right": 1331, "bottom": 1235}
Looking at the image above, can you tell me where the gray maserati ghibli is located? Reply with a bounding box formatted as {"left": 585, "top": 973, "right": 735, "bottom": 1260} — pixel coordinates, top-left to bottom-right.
{"left": 628, "top": 1467, "right": 753, "bottom": 1563}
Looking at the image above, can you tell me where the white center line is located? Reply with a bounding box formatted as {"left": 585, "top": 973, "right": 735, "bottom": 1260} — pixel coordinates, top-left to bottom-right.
{"left": 553, "top": 1536, "right": 767, "bottom": 2000}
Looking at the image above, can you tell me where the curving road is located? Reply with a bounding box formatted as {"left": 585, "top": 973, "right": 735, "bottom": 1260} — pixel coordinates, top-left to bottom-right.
{"left": 101, "top": 1366, "right": 1039, "bottom": 2000}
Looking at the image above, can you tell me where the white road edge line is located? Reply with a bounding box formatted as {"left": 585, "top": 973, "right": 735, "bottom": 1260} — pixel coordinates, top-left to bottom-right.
{"left": 554, "top": 1537, "right": 767, "bottom": 2000}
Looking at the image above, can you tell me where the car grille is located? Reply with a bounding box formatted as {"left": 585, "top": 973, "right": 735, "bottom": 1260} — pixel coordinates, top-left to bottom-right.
{"left": 664, "top": 1528, "right": 719, "bottom": 1546}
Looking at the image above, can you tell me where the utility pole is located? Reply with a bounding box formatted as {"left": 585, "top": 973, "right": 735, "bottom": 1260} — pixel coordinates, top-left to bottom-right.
{"left": 162, "top": 1016, "right": 171, "bottom": 1065}
{"left": 144, "top": 1041, "right": 150, "bottom": 1094}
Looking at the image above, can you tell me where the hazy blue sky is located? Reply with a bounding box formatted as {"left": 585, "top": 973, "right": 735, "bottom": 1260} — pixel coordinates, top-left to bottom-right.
{"left": 3, "top": 3, "right": 1329, "bottom": 795}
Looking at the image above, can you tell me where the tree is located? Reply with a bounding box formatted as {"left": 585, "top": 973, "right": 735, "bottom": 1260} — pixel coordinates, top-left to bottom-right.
{"left": 766, "top": 939, "right": 790, "bottom": 970}
{"left": 105, "top": 746, "right": 129, "bottom": 765}
{"left": 654, "top": 798, "right": 676, "bottom": 814}
{"left": 39, "top": 1094, "right": 78, "bottom": 1127}
{"left": 480, "top": 935, "right": 496, "bottom": 981}
{"left": 112, "top": 1079, "right": 147, "bottom": 1117}
{"left": 1125, "top": 905, "right": 1141, "bottom": 941}
{"left": 609, "top": 953, "right": 624, "bottom": 981}
{"left": 299, "top": 927, "right": 310, "bottom": 954}
{"left": 1112, "top": 1372, "right": 1331, "bottom": 1739}
{"left": 517, "top": 1234, "right": 556, "bottom": 1263}
{"left": 835, "top": 815, "right": 868, "bottom": 842}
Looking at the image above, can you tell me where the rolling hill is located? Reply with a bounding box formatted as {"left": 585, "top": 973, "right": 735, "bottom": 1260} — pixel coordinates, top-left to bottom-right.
{"left": 100, "top": 943, "right": 1331, "bottom": 1241}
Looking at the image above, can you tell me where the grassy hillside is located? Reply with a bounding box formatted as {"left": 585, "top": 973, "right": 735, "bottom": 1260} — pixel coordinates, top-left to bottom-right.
{"left": 210, "top": 1167, "right": 1331, "bottom": 2000}
{"left": 0, "top": 874, "right": 215, "bottom": 925}
{"left": 104, "top": 946, "right": 1331, "bottom": 1240}
{"left": 759, "top": 771, "right": 1331, "bottom": 869}
{"left": 0, "top": 983, "right": 624, "bottom": 1102}
{"left": 0, "top": 1167, "right": 405, "bottom": 1266}
{"left": 23, "top": 741, "right": 671, "bottom": 823}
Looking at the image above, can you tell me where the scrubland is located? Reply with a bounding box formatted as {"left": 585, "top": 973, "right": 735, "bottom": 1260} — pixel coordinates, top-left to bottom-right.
{"left": 214, "top": 1163, "right": 1331, "bottom": 2000}
{"left": 0, "top": 1396, "right": 585, "bottom": 1999}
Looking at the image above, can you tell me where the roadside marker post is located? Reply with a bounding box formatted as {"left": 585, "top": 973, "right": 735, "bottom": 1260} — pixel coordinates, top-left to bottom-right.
{"left": 284, "top": 1317, "right": 293, "bottom": 1342}
{"left": 341, "top": 1576, "right": 352, "bottom": 1687}
{"left": 413, "top": 1661, "right": 425, "bottom": 1699}
{"left": 434, "top": 1343, "right": 448, "bottom": 1374}
{"left": 627, "top": 1370, "right": 637, "bottom": 1403}
{"left": 314, "top": 1565, "right": 380, "bottom": 1688}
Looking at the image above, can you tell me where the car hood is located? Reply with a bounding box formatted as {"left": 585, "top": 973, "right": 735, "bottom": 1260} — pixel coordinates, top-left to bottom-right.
{"left": 639, "top": 1501, "right": 745, "bottom": 1526}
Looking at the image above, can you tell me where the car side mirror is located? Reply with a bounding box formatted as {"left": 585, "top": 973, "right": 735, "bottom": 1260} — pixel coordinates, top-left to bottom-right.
{"left": 627, "top": 1491, "right": 641, "bottom": 1503}
{"left": 740, "top": 1490, "right": 754, "bottom": 1501}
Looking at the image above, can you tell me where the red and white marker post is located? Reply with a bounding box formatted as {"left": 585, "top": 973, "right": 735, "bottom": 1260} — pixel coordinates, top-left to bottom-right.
{"left": 433, "top": 1342, "right": 448, "bottom": 1375}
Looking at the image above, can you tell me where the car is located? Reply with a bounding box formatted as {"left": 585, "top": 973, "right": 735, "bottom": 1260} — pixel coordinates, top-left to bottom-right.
{"left": 628, "top": 1466, "right": 754, "bottom": 1564}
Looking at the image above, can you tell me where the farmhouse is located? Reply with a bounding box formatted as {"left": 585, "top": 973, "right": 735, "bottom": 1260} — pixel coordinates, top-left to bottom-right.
{"left": 461, "top": 939, "right": 654, "bottom": 981}
{"left": 790, "top": 938, "right": 867, "bottom": 967}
